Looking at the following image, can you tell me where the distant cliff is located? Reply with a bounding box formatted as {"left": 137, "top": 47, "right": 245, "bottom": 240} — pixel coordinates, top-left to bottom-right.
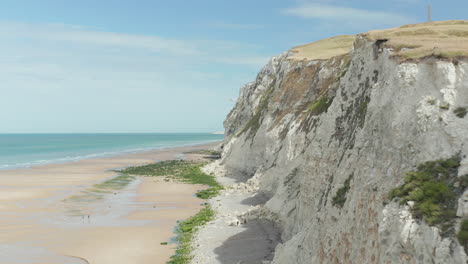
{"left": 218, "top": 21, "right": 468, "bottom": 263}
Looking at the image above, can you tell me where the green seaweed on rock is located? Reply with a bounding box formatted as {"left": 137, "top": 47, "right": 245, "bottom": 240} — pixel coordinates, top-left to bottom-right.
{"left": 167, "top": 205, "right": 215, "bottom": 264}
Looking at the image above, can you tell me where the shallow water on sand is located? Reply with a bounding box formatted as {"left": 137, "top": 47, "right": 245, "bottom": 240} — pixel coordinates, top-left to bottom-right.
{"left": 0, "top": 144, "right": 213, "bottom": 264}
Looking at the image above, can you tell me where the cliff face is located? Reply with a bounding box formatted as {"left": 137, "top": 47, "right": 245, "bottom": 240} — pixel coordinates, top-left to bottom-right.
{"left": 219, "top": 24, "right": 468, "bottom": 263}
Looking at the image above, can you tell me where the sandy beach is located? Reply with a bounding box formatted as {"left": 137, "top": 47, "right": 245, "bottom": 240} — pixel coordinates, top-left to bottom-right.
{"left": 0, "top": 142, "right": 219, "bottom": 264}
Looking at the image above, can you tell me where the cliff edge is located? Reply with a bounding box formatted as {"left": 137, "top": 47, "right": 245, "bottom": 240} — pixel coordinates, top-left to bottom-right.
{"left": 195, "top": 20, "right": 468, "bottom": 264}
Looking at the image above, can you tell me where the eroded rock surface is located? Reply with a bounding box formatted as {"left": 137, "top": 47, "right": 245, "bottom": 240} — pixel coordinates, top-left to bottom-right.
{"left": 195, "top": 29, "right": 468, "bottom": 264}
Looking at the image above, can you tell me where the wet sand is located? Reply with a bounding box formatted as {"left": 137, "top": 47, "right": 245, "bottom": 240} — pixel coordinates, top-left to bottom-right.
{"left": 0, "top": 142, "right": 219, "bottom": 264}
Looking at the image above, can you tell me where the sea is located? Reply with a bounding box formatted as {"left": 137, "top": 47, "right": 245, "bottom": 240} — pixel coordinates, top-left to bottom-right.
{"left": 0, "top": 133, "right": 224, "bottom": 170}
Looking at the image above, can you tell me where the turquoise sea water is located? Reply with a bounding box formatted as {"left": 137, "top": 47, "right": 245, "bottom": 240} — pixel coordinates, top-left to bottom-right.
{"left": 0, "top": 133, "right": 223, "bottom": 170}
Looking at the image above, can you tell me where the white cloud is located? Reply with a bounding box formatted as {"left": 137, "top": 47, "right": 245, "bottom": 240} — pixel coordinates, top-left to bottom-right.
{"left": 0, "top": 21, "right": 265, "bottom": 132}
{"left": 209, "top": 22, "right": 264, "bottom": 30}
{"left": 281, "top": 3, "right": 415, "bottom": 27}
{"left": 0, "top": 22, "right": 198, "bottom": 56}
{"left": 0, "top": 22, "right": 267, "bottom": 66}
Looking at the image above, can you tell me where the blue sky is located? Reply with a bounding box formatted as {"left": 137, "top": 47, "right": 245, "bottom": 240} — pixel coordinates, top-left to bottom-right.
{"left": 0, "top": 0, "right": 466, "bottom": 133}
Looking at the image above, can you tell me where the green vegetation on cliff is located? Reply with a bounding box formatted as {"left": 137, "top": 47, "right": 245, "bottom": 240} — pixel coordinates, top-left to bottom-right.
{"left": 237, "top": 81, "right": 275, "bottom": 137}
{"left": 307, "top": 96, "right": 333, "bottom": 115}
{"left": 332, "top": 174, "right": 353, "bottom": 208}
{"left": 389, "top": 157, "right": 467, "bottom": 235}
{"left": 458, "top": 220, "right": 468, "bottom": 252}
{"left": 454, "top": 107, "right": 467, "bottom": 118}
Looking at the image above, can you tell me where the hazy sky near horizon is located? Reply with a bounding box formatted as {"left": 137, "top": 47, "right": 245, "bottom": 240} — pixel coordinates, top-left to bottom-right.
{"left": 1, "top": 0, "right": 466, "bottom": 133}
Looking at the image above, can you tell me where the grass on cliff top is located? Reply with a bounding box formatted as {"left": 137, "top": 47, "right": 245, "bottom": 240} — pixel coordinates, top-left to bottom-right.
{"left": 120, "top": 160, "right": 222, "bottom": 199}
{"left": 289, "top": 35, "right": 355, "bottom": 61}
{"left": 365, "top": 20, "right": 468, "bottom": 59}
{"left": 288, "top": 20, "right": 468, "bottom": 61}
{"left": 389, "top": 157, "right": 468, "bottom": 235}
{"left": 168, "top": 205, "right": 215, "bottom": 264}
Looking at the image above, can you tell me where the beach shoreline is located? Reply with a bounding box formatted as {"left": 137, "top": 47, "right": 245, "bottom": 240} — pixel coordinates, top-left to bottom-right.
{"left": 0, "top": 137, "right": 223, "bottom": 171}
{"left": 0, "top": 141, "right": 221, "bottom": 264}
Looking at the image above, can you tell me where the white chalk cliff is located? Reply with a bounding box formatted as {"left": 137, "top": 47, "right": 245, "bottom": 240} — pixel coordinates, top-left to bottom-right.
{"left": 197, "top": 21, "right": 468, "bottom": 264}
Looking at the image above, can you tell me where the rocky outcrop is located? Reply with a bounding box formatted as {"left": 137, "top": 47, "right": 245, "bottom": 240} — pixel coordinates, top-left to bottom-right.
{"left": 216, "top": 26, "right": 468, "bottom": 264}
